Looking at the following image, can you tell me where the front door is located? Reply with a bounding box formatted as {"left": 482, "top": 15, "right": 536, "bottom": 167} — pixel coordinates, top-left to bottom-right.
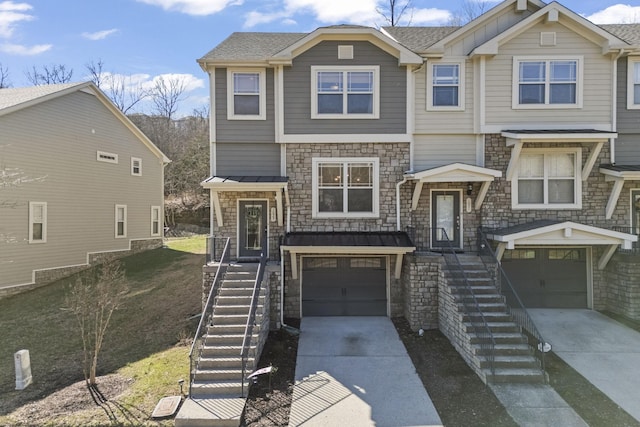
{"left": 238, "top": 200, "right": 267, "bottom": 258}
{"left": 633, "top": 190, "right": 640, "bottom": 248}
{"left": 432, "top": 191, "right": 461, "bottom": 249}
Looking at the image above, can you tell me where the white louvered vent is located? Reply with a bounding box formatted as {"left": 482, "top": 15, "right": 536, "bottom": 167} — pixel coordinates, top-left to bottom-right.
{"left": 540, "top": 32, "right": 557, "bottom": 46}
{"left": 338, "top": 45, "right": 354, "bottom": 60}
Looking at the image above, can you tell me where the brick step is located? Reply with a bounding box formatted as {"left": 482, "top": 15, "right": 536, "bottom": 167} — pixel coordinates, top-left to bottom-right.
{"left": 214, "top": 304, "right": 262, "bottom": 316}
{"left": 201, "top": 344, "right": 256, "bottom": 357}
{"left": 216, "top": 295, "right": 263, "bottom": 305}
{"left": 474, "top": 343, "right": 533, "bottom": 357}
{"left": 470, "top": 332, "right": 527, "bottom": 345}
{"left": 205, "top": 334, "right": 249, "bottom": 345}
{"left": 208, "top": 324, "right": 247, "bottom": 335}
{"left": 197, "top": 356, "right": 253, "bottom": 369}
{"left": 222, "top": 279, "right": 257, "bottom": 288}
{"left": 478, "top": 355, "right": 540, "bottom": 369}
{"left": 211, "top": 314, "right": 249, "bottom": 325}
{"left": 450, "top": 285, "right": 499, "bottom": 295}
{"left": 193, "top": 368, "right": 243, "bottom": 381}
{"left": 461, "top": 302, "right": 507, "bottom": 312}
{"left": 463, "top": 312, "right": 513, "bottom": 322}
{"left": 486, "top": 368, "right": 547, "bottom": 384}
{"left": 190, "top": 380, "right": 245, "bottom": 397}
{"left": 219, "top": 287, "right": 254, "bottom": 297}
{"left": 464, "top": 322, "right": 521, "bottom": 333}
{"left": 457, "top": 294, "right": 504, "bottom": 304}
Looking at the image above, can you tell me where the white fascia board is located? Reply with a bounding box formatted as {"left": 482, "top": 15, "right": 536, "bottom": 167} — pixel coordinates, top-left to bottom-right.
{"left": 501, "top": 131, "right": 617, "bottom": 141}
{"left": 488, "top": 221, "right": 637, "bottom": 245}
{"left": 280, "top": 245, "right": 415, "bottom": 255}
{"left": 600, "top": 168, "right": 640, "bottom": 180}
{"left": 408, "top": 163, "right": 502, "bottom": 181}
{"left": 201, "top": 182, "right": 287, "bottom": 192}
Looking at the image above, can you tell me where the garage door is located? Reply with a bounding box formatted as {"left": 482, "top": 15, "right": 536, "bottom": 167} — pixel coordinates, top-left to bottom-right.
{"left": 302, "top": 257, "right": 387, "bottom": 316}
{"left": 501, "top": 248, "right": 587, "bottom": 308}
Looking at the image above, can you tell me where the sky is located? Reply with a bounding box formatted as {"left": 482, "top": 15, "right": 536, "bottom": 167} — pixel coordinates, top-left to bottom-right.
{"left": 1, "top": 0, "right": 639, "bottom": 116}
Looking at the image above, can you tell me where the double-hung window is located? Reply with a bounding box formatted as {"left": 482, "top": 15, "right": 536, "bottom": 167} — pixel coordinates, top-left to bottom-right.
{"left": 29, "top": 202, "right": 47, "bottom": 243}
{"left": 311, "top": 66, "right": 379, "bottom": 119}
{"left": 312, "top": 158, "right": 379, "bottom": 218}
{"left": 115, "top": 205, "right": 127, "bottom": 238}
{"left": 227, "top": 68, "right": 266, "bottom": 120}
{"left": 512, "top": 149, "right": 581, "bottom": 209}
{"left": 151, "top": 206, "right": 161, "bottom": 236}
{"left": 513, "top": 57, "right": 582, "bottom": 108}
{"left": 131, "top": 157, "right": 142, "bottom": 176}
{"left": 427, "top": 61, "right": 464, "bottom": 110}
{"left": 627, "top": 58, "right": 640, "bottom": 109}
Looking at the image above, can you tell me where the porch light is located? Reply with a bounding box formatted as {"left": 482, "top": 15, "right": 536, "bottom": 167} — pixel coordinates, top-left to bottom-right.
{"left": 467, "top": 182, "right": 473, "bottom": 196}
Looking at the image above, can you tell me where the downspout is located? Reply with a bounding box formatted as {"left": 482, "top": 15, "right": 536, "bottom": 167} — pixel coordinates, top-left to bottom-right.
{"left": 280, "top": 244, "right": 288, "bottom": 329}
{"left": 396, "top": 177, "right": 408, "bottom": 231}
{"left": 611, "top": 49, "right": 626, "bottom": 164}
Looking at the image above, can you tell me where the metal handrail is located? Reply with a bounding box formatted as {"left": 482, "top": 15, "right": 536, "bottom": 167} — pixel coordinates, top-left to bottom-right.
{"left": 438, "top": 228, "right": 497, "bottom": 378}
{"left": 188, "top": 236, "right": 231, "bottom": 397}
{"left": 477, "top": 227, "right": 550, "bottom": 375}
{"left": 240, "top": 227, "right": 269, "bottom": 397}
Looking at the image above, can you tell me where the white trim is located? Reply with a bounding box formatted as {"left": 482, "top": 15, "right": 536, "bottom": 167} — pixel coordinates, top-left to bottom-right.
{"left": 131, "top": 157, "right": 142, "bottom": 176}
{"left": 600, "top": 168, "right": 640, "bottom": 219}
{"left": 511, "top": 147, "right": 582, "bottom": 210}
{"left": 97, "top": 150, "right": 118, "bottom": 164}
{"left": 407, "top": 67, "right": 415, "bottom": 171}
{"left": 311, "top": 157, "right": 380, "bottom": 219}
{"left": 275, "top": 65, "right": 284, "bottom": 143}
{"left": 151, "top": 206, "right": 161, "bottom": 237}
{"left": 209, "top": 69, "right": 216, "bottom": 143}
{"left": 310, "top": 65, "right": 380, "bottom": 119}
{"left": 426, "top": 59, "right": 465, "bottom": 111}
{"left": 430, "top": 189, "right": 463, "bottom": 250}
{"left": 226, "top": 68, "right": 266, "bottom": 120}
{"left": 483, "top": 124, "right": 614, "bottom": 133}
{"left": 627, "top": 57, "right": 640, "bottom": 110}
{"left": 28, "top": 202, "right": 47, "bottom": 244}
{"left": 279, "top": 133, "right": 410, "bottom": 143}
{"left": 236, "top": 198, "right": 269, "bottom": 259}
{"left": 115, "top": 204, "right": 127, "bottom": 238}
{"left": 511, "top": 56, "right": 584, "bottom": 110}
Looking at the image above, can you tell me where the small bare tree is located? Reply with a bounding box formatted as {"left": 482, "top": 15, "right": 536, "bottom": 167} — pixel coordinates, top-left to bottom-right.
{"left": 151, "top": 75, "right": 187, "bottom": 120}
{"left": 449, "top": 0, "right": 491, "bottom": 26}
{"left": 0, "top": 63, "right": 10, "bottom": 88}
{"left": 25, "top": 64, "right": 74, "bottom": 85}
{"left": 86, "top": 59, "right": 150, "bottom": 114}
{"left": 377, "top": 0, "right": 414, "bottom": 26}
{"left": 65, "top": 260, "right": 128, "bottom": 388}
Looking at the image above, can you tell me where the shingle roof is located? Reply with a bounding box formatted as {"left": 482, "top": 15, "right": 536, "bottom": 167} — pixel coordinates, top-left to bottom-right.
{"left": 198, "top": 32, "right": 306, "bottom": 63}
{"left": 601, "top": 24, "right": 640, "bottom": 46}
{"left": 382, "top": 26, "right": 459, "bottom": 52}
{"left": 283, "top": 231, "right": 415, "bottom": 248}
{"left": 0, "top": 82, "right": 85, "bottom": 112}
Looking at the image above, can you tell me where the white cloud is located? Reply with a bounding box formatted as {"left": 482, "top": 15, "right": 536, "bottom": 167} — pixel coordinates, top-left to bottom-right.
{"left": 0, "top": 1, "right": 33, "bottom": 38}
{"left": 146, "top": 73, "right": 205, "bottom": 92}
{"left": 0, "top": 42, "right": 50, "bottom": 55}
{"left": 244, "top": 10, "right": 288, "bottom": 28}
{"left": 587, "top": 4, "right": 640, "bottom": 24}
{"left": 410, "top": 8, "right": 453, "bottom": 25}
{"left": 135, "top": 0, "right": 243, "bottom": 16}
{"left": 82, "top": 28, "right": 119, "bottom": 41}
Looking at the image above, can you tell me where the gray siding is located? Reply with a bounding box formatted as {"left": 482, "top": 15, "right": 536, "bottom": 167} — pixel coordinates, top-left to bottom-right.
{"left": 0, "top": 91, "right": 164, "bottom": 288}
{"left": 615, "top": 134, "right": 640, "bottom": 165}
{"left": 215, "top": 67, "right": 276, "bottom": 143}
{"left": 413, "top": 134, "right": 478, "bottom": 170}
{"left": 283, "top": 41, "right": 406, "bottom": 134}
{"left": 216, "top": 143, "right": 281, "bottom": 176}
{"left": 617, "top": 57, "right": 640, "bottom": 134}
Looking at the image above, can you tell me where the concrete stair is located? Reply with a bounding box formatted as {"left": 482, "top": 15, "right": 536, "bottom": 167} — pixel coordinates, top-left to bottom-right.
{"left": 444, "top": 256, "right": 546, "bottom": 384}
{"left": 175, "top": 263, "right": 264, "bottom": 427}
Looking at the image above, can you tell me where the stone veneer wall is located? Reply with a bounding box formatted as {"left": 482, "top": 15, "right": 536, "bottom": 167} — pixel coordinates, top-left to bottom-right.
{"left": 0, "top": 238, "right": 163, "bottom": 299}
{"left": 402, "top": 254, "right": 442, "bottom": 330}
{"left": 603, "top": 253, "right": 640, "bottom": 321}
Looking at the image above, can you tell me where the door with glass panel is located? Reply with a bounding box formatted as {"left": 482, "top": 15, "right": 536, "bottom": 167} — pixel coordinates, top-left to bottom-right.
{"left": 432, "top": 191, "right": 461, "bottom": 249}
{"left": 238, "top": 201, "right": 267, "bottom": 258}
{"left": 633, "top": 190, "right": 640, "bottom": 250}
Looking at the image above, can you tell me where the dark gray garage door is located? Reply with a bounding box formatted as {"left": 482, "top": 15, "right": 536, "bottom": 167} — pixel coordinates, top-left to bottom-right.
{"left": 501, "top": 248, "right": 587, "bottom": 308}
{"left": 302, "top": 257, "right": 387, "bottom": 316}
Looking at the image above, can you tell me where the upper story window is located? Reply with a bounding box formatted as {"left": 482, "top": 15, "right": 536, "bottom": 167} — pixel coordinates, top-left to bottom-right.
{"left": 29, "top": 202, "right": 47, "bottom": 243}
{"left": 627, "top": 58, "right": 640, "bottom": 110}
{"left": 427, "top": 61, "right": 465, "bottom": 110}
{"left": 512, "top": 148, "right": 582, "bottom": 209}
{"left": 131, "top": 157, "right": 142, "bottom": 176}
{"left": 512, "top": 56, "right": 583, "bottom": 109}
{"left": 311, "top": 66, "right": 380, "bottom": 119}
{"left": 227, "top": 68, "right": 266, "bottom": 120}
{"left": 312, "top": 157, "right": 379, "bottom": 218}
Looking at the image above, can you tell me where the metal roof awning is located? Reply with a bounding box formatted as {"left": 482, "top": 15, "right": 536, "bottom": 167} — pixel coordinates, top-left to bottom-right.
{"left": 201, "top": 176, "right": 289, "bottom": 227}
{"left": 281, "top": 232, "right": 416, "bottom": 279}
{"left": 485, "top": 220, "right": 637, "bottom": 269}
{"left": 600, "top": 165, "right": 640, "bottom": 219}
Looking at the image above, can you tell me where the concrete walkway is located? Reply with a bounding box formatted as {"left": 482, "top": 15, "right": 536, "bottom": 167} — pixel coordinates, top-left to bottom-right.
{"left": 288, "top": 317, "right": 443, "bottom": 427}
{"left": 530, "top": 309, "right": 640, "bottom": 422}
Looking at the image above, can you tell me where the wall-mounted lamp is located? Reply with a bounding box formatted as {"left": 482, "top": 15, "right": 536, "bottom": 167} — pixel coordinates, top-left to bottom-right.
{"left": 466, "top": 182, "right": 473, "bottom": 196}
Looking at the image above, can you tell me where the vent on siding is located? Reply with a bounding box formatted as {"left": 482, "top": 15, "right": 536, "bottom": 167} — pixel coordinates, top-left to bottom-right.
{"left": 338, "top": 45, "right": 354, "bottom": 60}
{"left": 540, "top": 32, "right": 556, "bottom": 46}
{"left": 97, "top": 151, "right": 118, "bottom": 164}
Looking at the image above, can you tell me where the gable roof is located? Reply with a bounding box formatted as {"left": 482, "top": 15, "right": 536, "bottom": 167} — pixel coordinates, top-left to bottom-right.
{"left": 0, "top": 82, "right": 170, "bottom": 163}
{"left": 198, "top": 32, "right": 306, "bottom": 66}
{"left": 601, "top": 24, "right": 640, "bottom": 46}
{"left": 381, "top": 26, "right": 459, "bottom": 53}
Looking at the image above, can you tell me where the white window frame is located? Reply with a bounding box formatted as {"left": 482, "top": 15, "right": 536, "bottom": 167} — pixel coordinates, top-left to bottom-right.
{"left": 311, "top": 157, "right": 379, "bottom": 218}
{"left": 227, "top": 68, "right": 266, "bottom": 120}
{"left": 627, "top": 57, "right": 640, "bottom": 110}
{"left": 115, "top": 204, "right": 127, "bottom": 238}
{"left": 131, "top": 157, "right": 142, "bottom": 176}
{"left": 151, "top": 206, "right": 161, "bottom": 236}
{"left": 311, "top": 66, "right": 380, "bottom": 119}
{"left": 97, "top": 151, "right": 118, "bottom": 164}
{"left": 512, "top": 56, "right": 583, "bottom": 109}
{"left": 29, "top": 202, "right": 47, "bottom": 244}
{"left": 511, "top": 147, "right": 582, "bottom": 210}
{"left": 426, "top": 60, "right": 465, "bottom": 111}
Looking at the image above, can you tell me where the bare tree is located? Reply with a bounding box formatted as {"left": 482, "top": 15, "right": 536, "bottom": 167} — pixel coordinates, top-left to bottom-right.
{"left": 86, "top": 59, "right": 150, "bottom": 114}
{"left": 151, "top": 75, "right": 187, "bottom": 120}
{"left": 65, "top": 260, "right": 128, "bottom": 387}
{"left": 0, "top": 64, "right": 10, "bottom": 88}
{"left": 449, "top": 0, "right": 491, "bottom": 26}
{"left": 25, "top": 64, "right": 73, "bottom": 85}
{"left": 377, "top": 0, "right": 414, "bottom": 26}
{"left": 85, "top": 59, "right": 106, "bottom": 88}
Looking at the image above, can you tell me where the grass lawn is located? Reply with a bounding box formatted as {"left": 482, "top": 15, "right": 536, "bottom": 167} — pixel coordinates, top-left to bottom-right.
{"left": 0, "top": 236, "right": 207, "bottom": 426}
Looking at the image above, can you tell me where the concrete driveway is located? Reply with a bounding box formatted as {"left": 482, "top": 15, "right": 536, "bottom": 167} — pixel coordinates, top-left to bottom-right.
{"left": 529, "top": 309, "right": 640, "bottom": 422}
{"left": 288, "top": 317, "right": 443, "bottom": 427}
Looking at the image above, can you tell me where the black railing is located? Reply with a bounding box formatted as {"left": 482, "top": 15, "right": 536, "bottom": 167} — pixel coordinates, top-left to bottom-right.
{"left": 240, "top": 227, "right": 269, "bottom": 397}
{"left": 206, "top": 235, "right": 228, "bottom": 264}
{"left": 439, "top": 228, "right": 496, "bottom": 378}
{"left": 477, "top": 227, "right": 549, "bottom": 375}
{"left": 188, "top": 237, "right": 231, "bottom": 397}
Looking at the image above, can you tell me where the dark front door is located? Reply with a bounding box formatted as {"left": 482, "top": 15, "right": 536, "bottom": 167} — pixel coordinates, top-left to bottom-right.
{"left": 633, "top": 190, "right": 640, "bottom": 248}
{"left": 239, "top": 201, "right": 267, "bottom": 258}
{"left": 432, "top": 191, "right": 461, "bottom": 249}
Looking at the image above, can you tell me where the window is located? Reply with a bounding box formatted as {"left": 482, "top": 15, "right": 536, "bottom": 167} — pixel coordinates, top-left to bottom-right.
{"left": 427, "top": 61, "right": 465, "bottom": 110}
{"left": 312, "top": 158, "right": 379, "bottom": 218}
{"left": 151, "top": 206, "right": 161, "bottom": 236}
{"left": 227, "top": 68, "right": 266, "bottom": 120}
{"left": 115, "top": 205, "right": 127, "bottom": 238}
{"left": 29, "top": 202, "right": 47, "bottom": 243}
{"left": 512, "top": 148, "right": 582, "bottom": 209}
{"left": 131, "top": 157, "right": 142, "bottom": 176}
{"left": 311, "top": 66, "right": 379, "bottom": 119}
{"left": 513, "top": 57, "right": 582, "bottom": 108}
{"left": 627, "top": 58, "right": 640, "bottom": 109}
{"left": 97, "top": 151, "right": 118, "bottom": 164}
